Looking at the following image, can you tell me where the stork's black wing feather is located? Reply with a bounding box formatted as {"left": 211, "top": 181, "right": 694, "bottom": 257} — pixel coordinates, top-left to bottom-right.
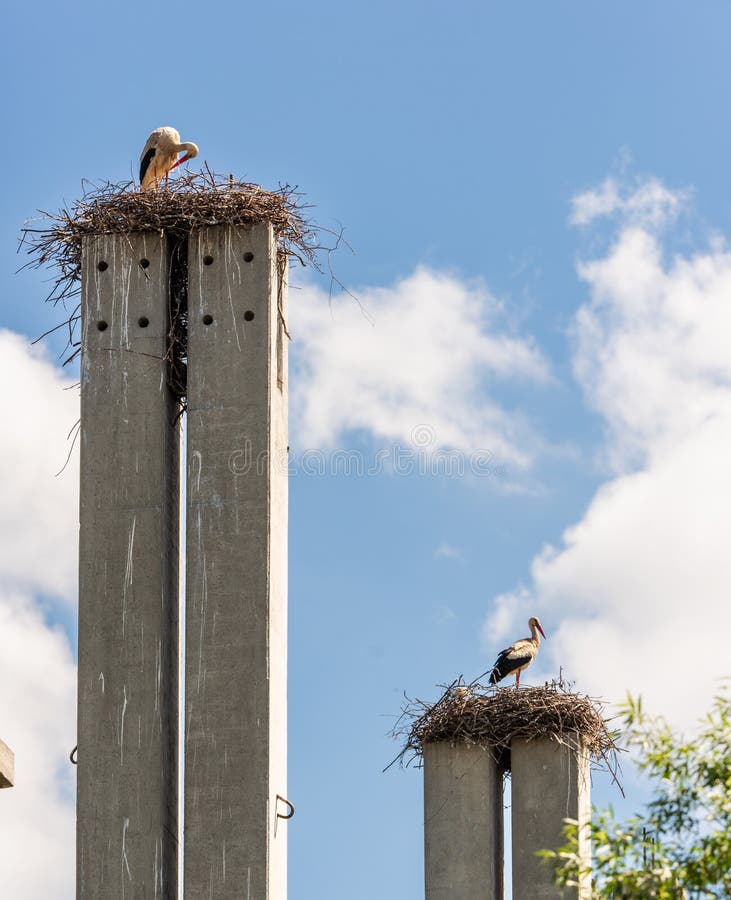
{"left": 140, "top": 147, "right": 156, "bottom": 183}
{"left": 488, "top": 646, "right": 533, "bottom": 684}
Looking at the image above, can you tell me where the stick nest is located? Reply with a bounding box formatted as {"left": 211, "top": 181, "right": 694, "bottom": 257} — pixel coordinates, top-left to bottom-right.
{"left": 390, "top": 677, "right": 621, "bottom": 780}
{"left": 21, "top": 168, "right": 321, "bottom": 304}
{"left": 19, "top": 168, "right": 336, "bottom": 407}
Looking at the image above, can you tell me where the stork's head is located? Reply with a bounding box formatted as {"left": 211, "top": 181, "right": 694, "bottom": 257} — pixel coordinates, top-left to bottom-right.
{"left": 181, "top": 142, "right": 199, "bottom": 160}
{"left": 528, "top": 616, "right": 546, "bottom": 640}
{"left": 170, "top": 142, "right": 200, "bottom": 171}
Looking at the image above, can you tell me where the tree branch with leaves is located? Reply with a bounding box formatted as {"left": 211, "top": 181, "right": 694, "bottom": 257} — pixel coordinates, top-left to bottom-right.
{"left": 542, "top": 688, "right": 731, "bottom": 899}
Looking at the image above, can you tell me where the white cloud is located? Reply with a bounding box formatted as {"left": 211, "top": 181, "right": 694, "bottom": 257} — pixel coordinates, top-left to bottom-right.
{"left": 0, "top": 591, "right": 76, "bottom": 899}
{"left": 570, "top": 175, "right": 687, "bottom": 229}
{"left": 485, "top": 176, "right": 731, "bottom": 726}
{"left": 0, "top": 332, "right": 78, "bottom": 897}
{"left": 0, "top": 330, "right": 79, "bottom": 601}
{"left": 289, "top": 267, "right": 550, "bottom": 470}
{"left": 569, "top": 177, "right": 623, "bottom": 226}
{"left": 573, "top": 226, "right": 731, "bottom": 471}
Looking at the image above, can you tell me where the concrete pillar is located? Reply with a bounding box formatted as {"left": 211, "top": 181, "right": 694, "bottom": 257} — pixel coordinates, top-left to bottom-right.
{"left": 511, "top": 736, "right": 590, "bottom": 900}
{"left": 184, "top": 224, "right": 288, "bottom": 899}
{"left": 78, "top": 233, "right": 180, "bottom": 898}
{"left": 423, "top": 742, "right": 504, "bottom": 900}
{"left": 0, "top": 739, "right": 14, "bottom": 788}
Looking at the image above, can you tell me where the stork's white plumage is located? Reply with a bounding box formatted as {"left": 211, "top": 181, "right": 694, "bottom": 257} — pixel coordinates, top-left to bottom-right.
{"left": 488, "top": 616, "right": 546, "bottom": 687}
{"left": 139, "top": 127, "right": 199, "bottom": 190}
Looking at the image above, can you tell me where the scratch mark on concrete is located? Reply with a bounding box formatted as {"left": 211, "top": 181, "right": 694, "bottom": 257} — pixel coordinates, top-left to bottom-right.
{"left": 122, "top": 816, "right": 132, "bottom": 886}
{"left": 120, "top": 685, "right": 128, "bottom": 765}
{"left": 123, "top": 515, "right": 136, "bottom": 637}
{"left": 196, "top": 569, "right": 207, "bottom": 693}
{"left": 224, "top": 229, "right": 243, "bottom": 351}
{"left": 153, "top": 837, "right": 160, "bottom": 900}
{"left": 98, "top": 671, "right": 105, "bottom": 693}
{"left": 121, "top": 369, "right": 129, "bottom": 422}
{"left": 154, "top": 638, "right": 162, "bottom": 716}
{"left": 228, "top": 286, "right": 242, "bottom": 351}
{"left": 120, "top": 252, "right": 131, "bottom": 349}
{"left": 191, "top": 449, "right": 203, "bottom": 493}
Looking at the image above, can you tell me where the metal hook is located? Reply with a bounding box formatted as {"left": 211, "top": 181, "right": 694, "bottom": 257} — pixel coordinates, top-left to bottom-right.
{"left": 70, "top": 745, "right": 78, "bottom": 765}
{"left": 275, "top": 794, "right": 294, "bottom": 820}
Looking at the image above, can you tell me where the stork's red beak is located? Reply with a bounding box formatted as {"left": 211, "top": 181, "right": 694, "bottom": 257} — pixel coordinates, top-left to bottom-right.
{"left": 537, "top": 622, "right": 546, "bottom": 639}
{"left": 170, "top": 153, "right": 191, "bottom": 171}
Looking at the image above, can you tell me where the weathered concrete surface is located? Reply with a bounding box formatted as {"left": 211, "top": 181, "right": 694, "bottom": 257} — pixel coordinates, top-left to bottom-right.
{"left": 511, "top": 736, "right": 590, "bottom": 899}
{"left": 424, "top": 742, "right": 504, "bottom": 900}
{"left": 0, "top": 739, "right": 14, "bottom": 788}
{"left": 185, "top": 224, "right": 288, "bottom": 900}
{"left": 78, "top": 233, "right": 179, "bottom": 899}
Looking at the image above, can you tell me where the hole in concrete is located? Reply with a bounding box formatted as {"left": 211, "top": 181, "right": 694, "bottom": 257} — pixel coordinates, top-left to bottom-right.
{"left": 97, "top": 261, "right": 108, "bottom": 272}
{"left": 244, "top": 310, "right": 255, "bottom": 322}
{"left": 97, "top": 320, "right": 108, "bottom": 331}
{"left": 140, "top": 258, "right": 150, "bottom": 269}
{"left": 202, "top": 314, "right": 214, "bottom": 326}
{"left": 243, "top": 252, "right": 254, "bottom": 262}
{"left": 138, "top": 317, "right": 149, "bottom": 328}
{"left": 203, "top": 255, "right": 214, "bottom": 266}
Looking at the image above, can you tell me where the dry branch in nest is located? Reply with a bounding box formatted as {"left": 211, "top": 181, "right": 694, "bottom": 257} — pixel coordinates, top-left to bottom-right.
{"left": 19, "top": 168, "right": 337, "bottom": 407}
{"left": 389, "top": 676, "right": 622, "bottom": 786}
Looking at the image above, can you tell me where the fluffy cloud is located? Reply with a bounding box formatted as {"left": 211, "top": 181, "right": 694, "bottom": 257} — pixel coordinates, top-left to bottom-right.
{"left": 0, "top": 331, "right": 78, "bottom": 897}
{"left": 0, "top": 592, "right": 76, "bottom": 899}
{"left": 289, "top": 267, "right": 550, "bottom": 469}
{"left": 569, "top": 174, "right": 687, "bottom": 229}
{"left": 573, "top": 224, "right": 731, "bottom": 470}
{"left": 485, "top": 177, "right": 731, "bottom": 726}
{"left": 0, "top": 330, "right": 79, "bottom": 601}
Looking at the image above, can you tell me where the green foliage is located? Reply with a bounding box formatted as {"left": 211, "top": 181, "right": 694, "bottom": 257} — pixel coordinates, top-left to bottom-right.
{"left": 543, "top": 689, "right": 731, "bottom": 898}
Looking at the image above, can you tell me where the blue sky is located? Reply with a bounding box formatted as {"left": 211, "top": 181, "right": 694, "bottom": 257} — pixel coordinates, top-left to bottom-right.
{"left": 3, "top": 2, "right": 731, "bottom": 897}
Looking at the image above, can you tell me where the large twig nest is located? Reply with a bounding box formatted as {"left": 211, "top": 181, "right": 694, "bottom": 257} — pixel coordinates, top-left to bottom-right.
{"left": 390, "top": 677, "right": 621, "bottom": 782}
{"left": 20, "top": 167, "right": 322, "bottom": 307}
{"left": 19, "top": 168, "right": 339, "bottom": 408}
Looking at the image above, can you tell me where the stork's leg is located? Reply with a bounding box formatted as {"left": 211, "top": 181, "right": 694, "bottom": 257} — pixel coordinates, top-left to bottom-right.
{"left": 515, "top": 669, "right": 521, "bottom": 688}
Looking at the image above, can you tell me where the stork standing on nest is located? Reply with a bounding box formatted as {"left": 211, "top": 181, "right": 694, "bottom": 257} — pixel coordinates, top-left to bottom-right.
{"left": 488, "top": 616, "right": 546, "bottom": 687}
{"left": 139, "top": 127, "right": 199, "bottom": 190}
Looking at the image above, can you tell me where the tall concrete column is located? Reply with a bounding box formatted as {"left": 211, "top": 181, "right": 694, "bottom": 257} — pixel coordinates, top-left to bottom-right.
{"left": 78, "top": 233, "right": 180, "bottom": 899}
{"left": 423, "top": 742, "right": 504, "bottom": 900}
{"left": 184, "top": 224, "right": 288, "bottom": 899}
{"left": 511, "top": 736, "right": 590, "bottom": 900}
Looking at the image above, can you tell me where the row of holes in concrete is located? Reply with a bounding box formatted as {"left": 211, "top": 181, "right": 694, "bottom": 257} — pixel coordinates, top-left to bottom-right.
{"left": 96, "top": 252, "right": 254, "bottom": 272}
{"left": 96, "top": 310, "right": 254, "bottom": 331}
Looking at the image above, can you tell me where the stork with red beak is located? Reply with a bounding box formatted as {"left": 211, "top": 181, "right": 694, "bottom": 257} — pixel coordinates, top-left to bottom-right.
{"left": 488, "top": 616, "right": 546, "bottom": 687}
{"left": 139, "top": 127, "right": 199, "bottom": 190}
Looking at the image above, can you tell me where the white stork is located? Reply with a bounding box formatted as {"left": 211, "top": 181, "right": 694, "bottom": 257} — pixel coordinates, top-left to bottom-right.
{"left": 139, "top": 127, "right": 199, "bottom": 190}
{"left": 488, "top": 616, "right": 546, "bottom": 687}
